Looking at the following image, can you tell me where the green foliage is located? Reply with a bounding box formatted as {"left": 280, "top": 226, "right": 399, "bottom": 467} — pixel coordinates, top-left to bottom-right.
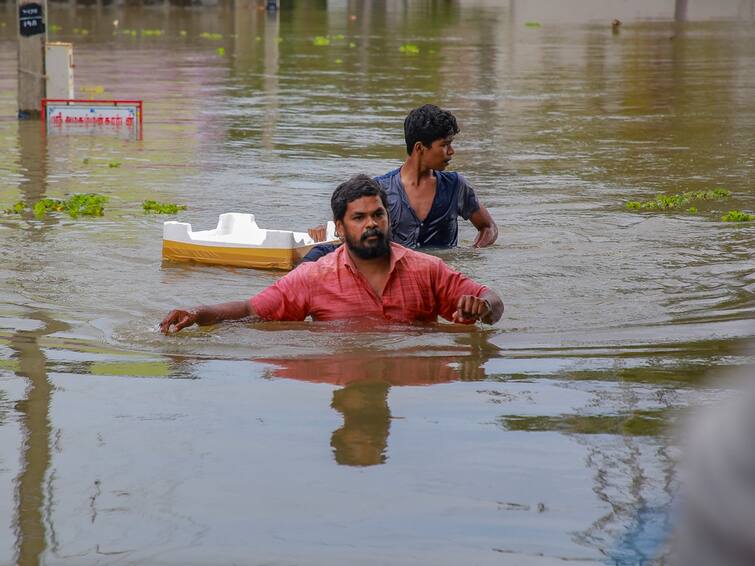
{"left": 721, "top": 210, "right": 755, "bottom": 222}
{"left": 140, "top": 29, "right": 164, "bottom": 37}
{"left": 199, "top": 32, "right": 223, "bottom": 40}
{"left": 399, "top": 43, "right": 420, "bottom": 54}
{"left": 66, "top": 194, "right": 107, "bottom": 217}
{"left": 33, "top": 198, "right": 66, "bottom": 218}
{"left": 32, "top": 194, "right": 107, "bottom": 219}
{"left": 686, "top": 207, "right": 698, "bottom": 215}
{"left": 525, "top": 21, "right": 542, "bottom": 28}
{"left": 313, "top": 36, "right": 330, "bottom": 46}
{"left": 108, "top": 160, "right": 122, "bottom": 168}
{"left": 143, "top": 200, "right": 187, "bottom": 214}
{"left": 625, "top": 188, "right": 732, "bottom": 212}
{"left": 334, "top": 34, "right": 345, "bottom": 40}
{"left": 50, "top": 24, "right": 62, "bottom": 33}
{"left": 216, "top": 47, "right": 225, "bottom": 56}
{"left": 4, "top": 201, "right": 26, "bottom": 214}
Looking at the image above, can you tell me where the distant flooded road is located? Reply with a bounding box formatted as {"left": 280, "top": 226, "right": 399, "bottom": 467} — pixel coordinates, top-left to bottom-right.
{"left": 0, "top": 0, "right": 753, "bottom": 563}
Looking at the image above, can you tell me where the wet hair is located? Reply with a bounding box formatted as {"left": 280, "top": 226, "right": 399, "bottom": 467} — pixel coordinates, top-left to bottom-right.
{"left": 331, "top": 174, "right": 389, "bottom": 222}
{"left": 404, "top": 104, "right": 460, "bottom": 155}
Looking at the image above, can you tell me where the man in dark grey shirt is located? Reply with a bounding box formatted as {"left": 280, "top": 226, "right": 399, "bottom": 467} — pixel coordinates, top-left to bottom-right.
{"left": 304, "top": 105, "right": 497, "bottom": 262}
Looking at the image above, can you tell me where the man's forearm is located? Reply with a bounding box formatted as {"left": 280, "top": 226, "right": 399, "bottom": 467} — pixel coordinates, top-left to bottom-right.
{"left": 481, "top": 290, "right": 504, "bottom": 324}
{"left": 194, "top": 300, "right": 257, "bottom": 325}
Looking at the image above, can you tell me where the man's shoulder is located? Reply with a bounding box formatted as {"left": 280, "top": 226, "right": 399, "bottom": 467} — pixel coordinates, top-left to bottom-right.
{"left": 435, "top": 169, "right": 463, "bottom": 187}
{"left": 394, "top": 245, "right": 444, "bottom": 270}
{"left": 374, "top": 168, "right": 401, "bottom": 186}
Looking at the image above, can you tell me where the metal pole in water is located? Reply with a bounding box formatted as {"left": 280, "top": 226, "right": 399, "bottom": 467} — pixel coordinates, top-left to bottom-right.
{"left": 266, "top": 0, "right": 277, "bottom": 11}
{"left": 17, "top": 0, "right": 48, "bottom": 119}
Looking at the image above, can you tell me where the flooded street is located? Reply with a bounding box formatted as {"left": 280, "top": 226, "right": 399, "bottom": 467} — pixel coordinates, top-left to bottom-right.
{"left": 0, "top": 0, "right": 754, "bottom": 563}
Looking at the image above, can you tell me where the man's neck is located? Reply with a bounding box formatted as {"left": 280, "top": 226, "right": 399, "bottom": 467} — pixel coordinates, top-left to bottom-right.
{"left": 346, "top": 246, "right": 392, "bottom": 276}
{"left": 400, "top": 154, "right": 434, "bottom": 189}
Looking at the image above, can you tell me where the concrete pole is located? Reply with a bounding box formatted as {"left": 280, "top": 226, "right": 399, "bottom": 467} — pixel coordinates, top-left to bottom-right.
{"left": 17, "top": 0, "right": 48, "bottom": 119}
{"left": 674, "top": 0, "right": 688, "bottom": 22}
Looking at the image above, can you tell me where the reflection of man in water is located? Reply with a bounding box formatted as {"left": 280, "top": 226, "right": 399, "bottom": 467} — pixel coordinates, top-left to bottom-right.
{"left": 260, "top": 349, "right": 492, "bottom": 467}
{"left": 160, "top": 175, "right": 503, "bottom": 332}
{"left": 305, "top": 104, "right": 498, "bottom": 261}
{"left": 330, "top": 381, "right": 391, "bottom": 467}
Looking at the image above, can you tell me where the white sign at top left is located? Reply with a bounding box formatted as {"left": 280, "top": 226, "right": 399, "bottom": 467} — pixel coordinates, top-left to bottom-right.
{"left": 42, "top": 99, "right": 143, "bottom": 140}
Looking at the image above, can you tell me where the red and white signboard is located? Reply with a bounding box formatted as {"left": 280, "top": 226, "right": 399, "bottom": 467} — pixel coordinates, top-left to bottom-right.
{"left": 42, "top": 99, "right": 143, "bottom": 139}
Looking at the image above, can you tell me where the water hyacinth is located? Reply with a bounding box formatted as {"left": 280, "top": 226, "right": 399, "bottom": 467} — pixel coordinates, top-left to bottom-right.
{"left": 142, "top": 200, "right": 187, "bottom": 214}
{"left": 625, "top": 188, "right": 731, "bottom": 211}
{"left": 313, "top": 36, "right": 330, "bottom": 46}
{"left": 399, "top": 43, "right": 420, "bottom": 54}
{"left": 29, "top": 194, "right": 108, "bottom": 219}
{"left": 721, "top": 210, "right": 755, "bottom": 222}
{"left": 4, "top": 201, "right": 26, "bottom": 214}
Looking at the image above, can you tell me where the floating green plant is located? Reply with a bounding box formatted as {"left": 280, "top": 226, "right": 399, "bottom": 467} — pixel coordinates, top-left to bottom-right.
{"left": 348, "top": 41, "right": 356, "bottom": 48}
{"left": 199, "top": 32, "right": 223, "bottom": 40}
{"left": 721, "top": 210, "right": 755, "bottom": 222}
{"left": 4, "top": 201, "right": 26, "bottom": 214}
{"left": 143, "top": 200, "right": 187, "bottom": 214}
{"left": 33, "top": 198, "right": 66, "bottom": 218}
{"left": 216, "top": 47, "right": 225, "bottom": 56}
{"left": 686, "top": 207, "right": 698, "bottom": 215}
{"left": 108, "top": 160, "right": 122, "bottom": 168}
{"left": 50, "top": 24, "right": 62, "bottom": 32}
{"left": 179, "top": 30, "right": 188, "bottom": 37}
{"left": 525, "top": 21, "right": 542, "bottom": 28}
{"left": 140, "top": 29, "right": 164, "bottom": 37}
{"left": 625, "top": 188, "right": 731, "bottom": 212}
{"left": 335, "top": 58, "right": 343, "bottom": 64}
{"left": 399, "top": 43, "right": 420, "bottom": 54}
{"left": 32, "top": 194, "right": 107, "bottom": 218}
{"left": 313, "top": 36, "right": 330, "bottom": 46}
{"left": 82, "top": 157, "right": 90, "bottom": 164}
{"left": 65, "top": 193, "right": 108, "bottom": 217}
{"left": 334, "top": 33, "right": 345, "bottom": 40}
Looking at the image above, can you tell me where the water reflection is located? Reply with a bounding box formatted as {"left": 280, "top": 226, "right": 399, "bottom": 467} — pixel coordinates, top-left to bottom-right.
{"left": 259, "top": 334, "right": 494, "bottom": 466}
{"left": 10, "top": 311, "right": 68, "bottom": 565}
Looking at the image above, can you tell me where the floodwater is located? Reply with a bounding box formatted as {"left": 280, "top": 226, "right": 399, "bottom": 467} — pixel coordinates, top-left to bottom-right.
{"left": 0, "top": 0, "right": 754, "bottom": 563}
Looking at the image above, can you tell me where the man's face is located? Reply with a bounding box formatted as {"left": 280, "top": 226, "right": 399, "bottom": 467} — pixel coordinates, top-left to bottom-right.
{"left": 336, "top": 195, "right": 392, "bottom": 260}
{"left": 422, "top": 135, "right": 455, "bottom": 170}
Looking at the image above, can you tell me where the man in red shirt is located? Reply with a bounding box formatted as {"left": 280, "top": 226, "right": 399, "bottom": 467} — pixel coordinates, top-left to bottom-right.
{"left": 160, "top": 175, "right": 503, "bottom": 334}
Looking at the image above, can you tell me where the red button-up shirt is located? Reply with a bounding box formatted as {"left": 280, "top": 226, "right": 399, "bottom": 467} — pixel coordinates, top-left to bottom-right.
{"left": 250, "top": 243, "right": 488, "bottom": 324}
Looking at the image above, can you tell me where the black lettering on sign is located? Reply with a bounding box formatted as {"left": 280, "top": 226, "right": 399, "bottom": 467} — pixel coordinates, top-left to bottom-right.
{"left": 19, "top": 3, "right": 45, "bottom": 37}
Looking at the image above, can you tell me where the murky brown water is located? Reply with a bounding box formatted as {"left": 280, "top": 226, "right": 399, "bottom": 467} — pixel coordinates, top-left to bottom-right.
{"left": 0, "top": 0, "right": 754, "bottom": 564}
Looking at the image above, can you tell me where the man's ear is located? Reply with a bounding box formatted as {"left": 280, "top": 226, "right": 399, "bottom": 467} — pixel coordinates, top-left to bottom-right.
{"left": 335, "top": 219, "right": 344, "bottom": 239}
{"left": 412, "top": 141, "right": 425, "bottom": 155}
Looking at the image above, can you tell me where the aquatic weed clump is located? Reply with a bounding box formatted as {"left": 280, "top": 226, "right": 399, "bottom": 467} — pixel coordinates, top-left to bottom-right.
{"left": 3, "top": 201, "right": 26, "bottom": 214}
{"left": 31, "top": 194, "right": 108, "bottom": 219}
{"left": 143, "top": 200, "right": 187, "bottom": 214}
{"left": 721, "top": 210, "right": 755, "bottom": 223}
{"left": 399, "top": 43, "right": 420, "bottom": 54}
{"left": 625, "top": 188, "right": 732, "bottom": 212}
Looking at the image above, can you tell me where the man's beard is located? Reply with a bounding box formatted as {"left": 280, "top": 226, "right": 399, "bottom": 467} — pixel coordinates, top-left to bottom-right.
{"left": 345, "top": 226, "right": 392, "bottom": 260}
